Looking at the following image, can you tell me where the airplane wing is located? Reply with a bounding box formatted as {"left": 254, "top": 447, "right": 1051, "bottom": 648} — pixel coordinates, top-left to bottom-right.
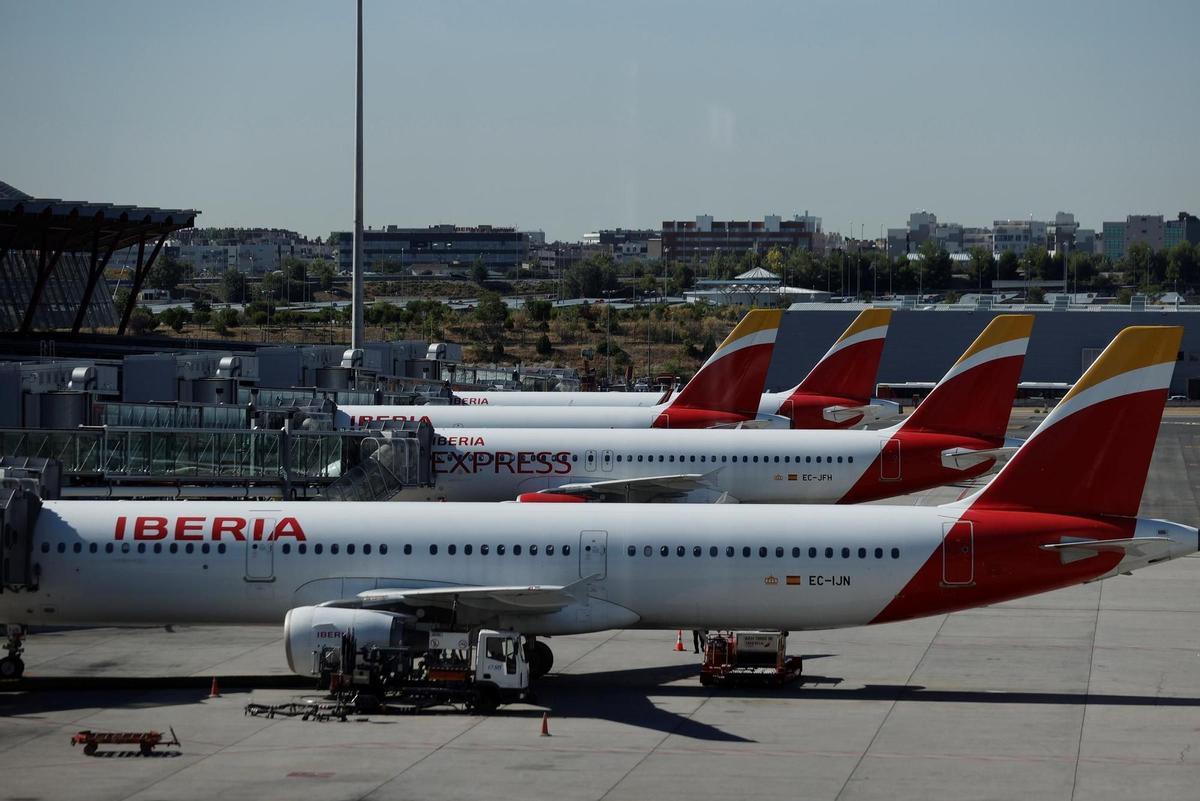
{"left": 538, "top": 473, "right": 710, "bottom": 502}
{"left": 329, "top": 576, "right": 598, "bottom": 614}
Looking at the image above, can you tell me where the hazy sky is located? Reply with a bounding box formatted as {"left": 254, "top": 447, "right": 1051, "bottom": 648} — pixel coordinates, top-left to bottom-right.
{"left": 2, "top": 1, "right": 1197, "bottom": 241}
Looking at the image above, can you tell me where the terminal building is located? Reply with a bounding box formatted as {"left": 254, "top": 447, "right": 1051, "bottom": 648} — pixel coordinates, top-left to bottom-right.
{"left": 329, "top": 225, "right": 535, "bottom": 274}
{"left": 660, "top": 214, "right": 819, "bottom": 262}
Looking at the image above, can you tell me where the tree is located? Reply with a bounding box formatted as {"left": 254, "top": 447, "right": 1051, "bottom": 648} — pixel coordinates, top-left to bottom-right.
{"left": 535, "top": 333, "right": 553, "bottom": 357}
{"left": 258, "top": 271, "right": 284, "bottom": 302}
{"left": 1020, "top": 245, "right": 1050, "bottom": 281}
{"left": 967, "top": 247, "right": 995, "bottom": 291}
{"left": 222, "top": 268, "right": 249, "bottom": 303}
{"left": 1124, "top": 242, "right": 1152, "bottom": 289}
{"left": 1068, "top": 252, "right": 1096, "bottom": 289}
{"left": 997, "top": 251, "right": 1019, "bottom": 282}
{"left": 158, "top": 306, "right": 191, "bottom": 333}
{"left": 1168, "top": 241, "right": 1198, "bottom": 290}
{"left": 311, "top": 259, "right": 336, "bottom": 292}
{"left": 146, "top": 254, "right": 189, "bottom": 291}
{"left": 128, "top": 307, "right": 159, "bottom": 335}
{"left": 475, "top": 291, "right": 508, "bottom": 339}
{"left": 471, "top": 258, "right": 489, "bottom": 286}
{"left": 524, "top": 298, "right": 552, "bottom": 324}
{"left": 916, "top": 240, "right": 952, "bottom": 291}
{"left": 565, "top": 255, "right": 620, "bottom": 298}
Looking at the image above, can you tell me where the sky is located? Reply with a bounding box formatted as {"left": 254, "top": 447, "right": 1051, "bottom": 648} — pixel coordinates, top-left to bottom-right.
{"left": 2, "top": 0, "right": 1197, "bottom": 242}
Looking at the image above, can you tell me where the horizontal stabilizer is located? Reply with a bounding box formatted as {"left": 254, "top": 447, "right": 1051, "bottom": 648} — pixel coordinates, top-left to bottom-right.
{"left": 823, "top": 403, "right": 888, "bottom": 424}
{"left": 940, "top": 446, "right": 1017, "bottom": 471}
{"left": 1040, "top": 537, "right": 1173, "bottom": 565}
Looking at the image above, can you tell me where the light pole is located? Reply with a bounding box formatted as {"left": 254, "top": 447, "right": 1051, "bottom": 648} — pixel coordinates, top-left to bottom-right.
{"left": 350, "top": 0, "right": 365, "bottom": 351}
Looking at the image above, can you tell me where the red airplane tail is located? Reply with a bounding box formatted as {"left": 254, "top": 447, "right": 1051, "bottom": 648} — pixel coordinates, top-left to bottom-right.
{"left": 898, "top": 314, "right": 1034, "bottom": 442}
{"left": 786, "top": 308, "right": 891, "bottom": 406}
{"left": 664, "top": 309, "right": 782, "bottom": 418}
{"left": 965, "top": 326, "right": 1182, "bottom": 518}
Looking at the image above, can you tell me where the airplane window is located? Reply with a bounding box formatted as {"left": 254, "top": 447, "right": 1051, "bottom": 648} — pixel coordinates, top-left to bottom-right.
{"left": 752, "top": 456, "right": 758, "bottom": 463}
{"left": 658, "top": 455, "right": 664, "bottom": 462}
{"left": 364, "top": 544, "right": 372, "bottom": 555}
{"left": 136, "top": 543, "right": 145, "bottom": 554}
{"left": 848, "top": 456, "right": 854, "bottom": 463}
{"left": 841, "top": 547, "right": 850, "bottom": 558}
{"left": 379, "top": 544, "right": 386, "bottom": 555}
{"left": 90, "top": 543, "right": 98, "bottom": 554}
{"left": 759, "top": 547, "right": 767, "bottom": 558}
{"left": 202, "top": 544, "right": 211, "bottom": 554}
{"left": 693, "top": 545, "right": 702, "bottom": 557}
{"left": 660, "top": 546, "right": 669, "bottom": 557}
{"left": 726, "top": 546, "right": 735, "bottom": 557}
{"left": 776, "top": 547, "right": 784, "bottom": 558}
{"left": 571, "top": 455, "right": 578, "bottom": 462}
{"left": 808, "top": 547, "right": 817, "bottom": 558}
{"left": 637, "top": 455, "right": 644, "bottom": 462}
{"left": 616, "top": 455, "right": 622, "bottom": 462}
{"left": 282, "top": 544, "right": 291, "bottom": 555}
{"left": 184, "top": 544, "right": 194, "bottom": 554}
{"left": 315, "top": 544, "right": 323, "bottom": 555}
{"left": 106, "top": 543, "right": 115, "bottom": 553}
{"left": 404, "top": 544, "right": 412, "bottom": 555}
{"left": 40, "top": 542, "right": 49, "bottom": 553}
{"left": 806, "top": 456, "right": 812, "bottom": 463}
{"left": 57, "top": 543, "right": 65, "bottom": 553}
{"left": 742, "top": 546, "right": 751, "bottom": 558}
{"left": 742, "top": 456, "right": 748, "bottom": 462}
{"left": 464, "top": 544, "right": 472, "bottom": 555}
{"left": 546, "top": 544, "right": 555, "bottom": 555}
{"left": 858, "top": 547, "right": 866, "bottom": 558}
{"left": 628, "top": 545, "right": 637, "bottom": 556}
{"left": 153, "top": 543, "right": 162, "bottom": 554}
{"left": 838, "top": 457, "right": 844, "bottom": 464}
{"left": 824, "top": 547, "right": 833, "bottom": 558}
{"left": 513, "top": 545, "right": 522, "bottom": 556}
{"left": 669, "top": 455, "right": 675, "bottom": 463}
{"left": 121, "top": 543, "right": 131, "bottom": 553}
{"left": 815, "top": 456, "right": 822, "bottom": 463}
{"left": 676, "top": 545, "right": 685, "bottom": 557}
{"left": 330, "top": 544, "right": 339, "bottom": 555}
{"left": 700, "top": 456, "right": 706, "bottom": 463}
{"left": 497, "top": 544, "right": 506, "bottom": 555}
{"left": 774, "top": 456, "right": 780, "bottom": 463}
{"left": 73, "top": 543, "right": 81, "bottom": 553}
{"left": 721, "top": 456, "right": 727, "bottom": 462}
{"left": 827, "top": 456, "right": 833, "bottom": 463}
{"left": 481, "top": 544, "right": 490, "bottom": 555}
{"left": 168, "top": 543, "right": 177, "bottom": 554}
{"left": 562, "top": 544, "right": 571, "bottom": 556}
{"left": 644, "top": 545, "right": 652, "bottom": 557}
{"left": 446, "top": 544, "right": 454, "bottom": 555}
{"left": 874, "top": 547, "right": 883, "bottom": 558}
{"left": 792, "top": 547, "right": 800, "bottom": 557}
{"left": 891, "top": 547, "right": 900, "bottom": 559}
{"left": 709, "top": 546, "right": 718, "bottom": 557}
{"left": 784, "top": 456, "right": 790, "bottom": 463}
{"left": 690, "top": 455, "right": 696, "bottom": 463}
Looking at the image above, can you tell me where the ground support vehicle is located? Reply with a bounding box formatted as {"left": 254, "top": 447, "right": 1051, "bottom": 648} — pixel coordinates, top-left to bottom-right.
{"left": 700, "top": 631, "right": 803, "bottom": 687}
{"left": 71, "top": 728, "right": 180, "bottom": 756}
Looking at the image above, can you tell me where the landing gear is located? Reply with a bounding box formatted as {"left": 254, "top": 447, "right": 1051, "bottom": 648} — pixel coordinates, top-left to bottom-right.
{"left": 528, "top": 639, "right": 554, "bottom": 680}
{"left": 1, "top": 625, "right": 25, "bottom": 680}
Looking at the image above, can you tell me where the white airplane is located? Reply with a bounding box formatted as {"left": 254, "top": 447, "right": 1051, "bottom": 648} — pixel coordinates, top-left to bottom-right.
{"left": 396, "top": 314, "right": 1036, "bottom": 503}
{"left": 339, "top": 309, "right": 785, "bottom": 430}
{"left": 447, "top": 308, "right": 900, "bottom": 429}
{"left": 1, "top": 326, "right": 1192, "bottom": 685}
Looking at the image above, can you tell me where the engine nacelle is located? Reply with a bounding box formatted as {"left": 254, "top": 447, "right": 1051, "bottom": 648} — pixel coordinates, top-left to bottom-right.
{"left": 283, "top": 606, "right": 415, "bottom": 677}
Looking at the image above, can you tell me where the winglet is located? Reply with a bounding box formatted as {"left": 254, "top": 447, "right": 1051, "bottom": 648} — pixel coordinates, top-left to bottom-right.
{"left": 965, "top": 325, "right": 1182, "bottom": 517}
{"left": 899, "top": 314, "right": 1034, "bottom": 441}
{"left": 667, "top": 308, "right": 783, "bottom": 415}
{"left": 789, "top": 308, "right": 892, "bottom": 403}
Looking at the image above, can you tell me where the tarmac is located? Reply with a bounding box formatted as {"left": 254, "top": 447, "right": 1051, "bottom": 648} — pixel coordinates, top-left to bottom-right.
{"left": 2, "top": 409, "right": 1199, "bottom": 800}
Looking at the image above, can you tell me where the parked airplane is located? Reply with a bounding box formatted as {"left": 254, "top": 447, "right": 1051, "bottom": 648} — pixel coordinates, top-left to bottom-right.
{"left": 394, "top": 314, "right": 1035, "bottom": 503}
{"left": 447, "top": 308, "right": 900, "bottom": 429}
{"left": 3, "top": 326, "right": 1187, "bottom": 683}
{"left": 338, "top": 309, "right": 786, "bottom": 430}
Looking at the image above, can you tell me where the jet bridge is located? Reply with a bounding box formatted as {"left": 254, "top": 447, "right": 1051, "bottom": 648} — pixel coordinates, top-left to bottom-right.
{"left": 0, "top": 457, "right": 58, "bottom": 592}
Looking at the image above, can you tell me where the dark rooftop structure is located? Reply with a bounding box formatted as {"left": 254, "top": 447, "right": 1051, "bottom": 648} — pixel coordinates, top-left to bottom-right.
{"left": 0, "top": 181, "right": 198, "bottom": 335}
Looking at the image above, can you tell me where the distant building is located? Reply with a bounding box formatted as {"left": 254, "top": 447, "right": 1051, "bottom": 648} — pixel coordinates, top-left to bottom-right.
{"left": 992, "top": 219, "right": 1048, "bottom": 257}
{"left": 329, "top": 225, "right": 532, "bottom": 274}
{"left": 582, "top": 228, "right": 659, "bottom": 263}
{"left": 887, "top": 211, "right": 965, "bottom": 257}
{"left": 962, "top": 227, "right": 993, "bottom": 253}
{"left": 1101, "top": 213, "right": 1200, "bottom": 260}
{"left": 661, "top": 214, "right": 818, "bottom": 263}
{"left": 153, "top": 229, "right": 333, "bottom": 275}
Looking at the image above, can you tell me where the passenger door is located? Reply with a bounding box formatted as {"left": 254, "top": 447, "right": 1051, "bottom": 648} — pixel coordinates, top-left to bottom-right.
{"left": 245, "top": 517, "right": 276, "bottom": 582}
{"left": 941, "top": 521, "right": 974, "bottom": 586}
{"left": 880, "top": 439, "right": 901, "bottom": 481}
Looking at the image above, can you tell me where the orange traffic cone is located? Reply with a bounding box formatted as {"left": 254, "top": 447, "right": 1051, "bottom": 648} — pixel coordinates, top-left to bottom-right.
{"left": 209, "top": 676, "right": 221, "bottom": 698}
{"left": 540, "top": 712, "right": 551, "bottom": 737}
{"left": 674, "top": 630, "right": 685, "bottom": 652}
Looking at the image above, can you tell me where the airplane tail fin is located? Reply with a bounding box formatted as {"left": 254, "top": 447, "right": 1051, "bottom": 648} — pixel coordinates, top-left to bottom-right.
{"left": 788, "top": 308, "right": 892, "bottom": 404}
{"left": 964, "top": 326, "right": 1182, "bottom": 518}
{"left": 667, "top": 308, "right": 783, "bottom": 415}
{"left": 898, "top": 314, "right": 1034, "bottom": 441}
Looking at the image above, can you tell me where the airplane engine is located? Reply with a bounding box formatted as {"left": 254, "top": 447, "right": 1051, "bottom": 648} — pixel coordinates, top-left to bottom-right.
{"left": 283, "top": 606, "right": 416, "bottom": 677}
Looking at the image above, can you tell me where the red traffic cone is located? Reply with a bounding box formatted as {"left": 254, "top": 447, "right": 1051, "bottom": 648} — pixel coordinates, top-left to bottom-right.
{"left": 674, "top": 630, "right": 685, "bottom": 652}
{"left": 540, "top": 712, "right": 551, "bottom": 737}
{"left": 208, "top": 676, "right": 221, "bottom": 698}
